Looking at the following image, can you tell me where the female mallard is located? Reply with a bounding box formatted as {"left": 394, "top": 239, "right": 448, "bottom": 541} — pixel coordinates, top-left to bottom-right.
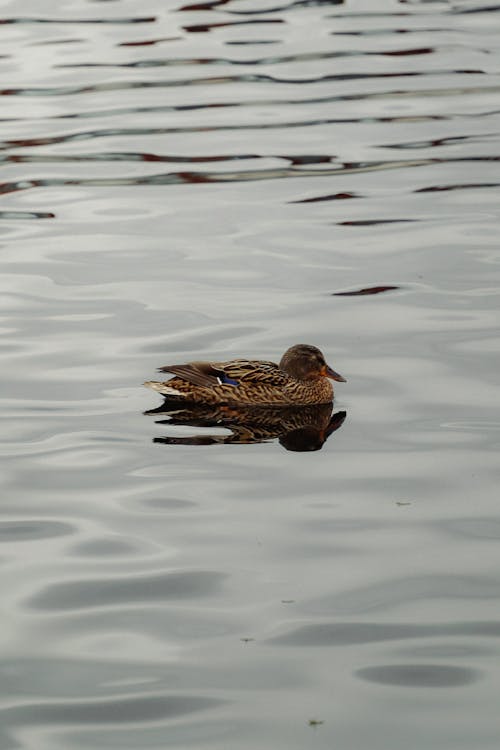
{"left": 144, "top": 344, "right": 346, "bottom": 406}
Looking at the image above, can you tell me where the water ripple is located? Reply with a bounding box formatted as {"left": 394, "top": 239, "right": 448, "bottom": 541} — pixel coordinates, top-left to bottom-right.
{"left": 268, "top": 620, "right": 500, "bottom": 646}
{"left": 0, "top": 210, "right": 54, "bottom": 220}
{"left": 0, "top": 693, "right": 221, "bottom": 727}
{"left": 356, "top": 664, "right": 480, "bottom": 688}
{"left": 28, "top": 570, "right": 226, "bottom": 611}
{"left": 55, "top": 48, "right": 435, "bottom": 69}
{"left": 2, "top": 0, "right": 500, "bottom": 745}
{"left": 301, "top": 575, "right": 500, "bottom": 616}
{"left": 0, "top": 520, "right": 74, "bottom": 542}
{"left": 0, "top": 156, "right": 497, "bottom": 195}
{"left": 0, "top": 78, "right": 495, "bottom": 98}
{"left": 0, "top": 16, "right": 156, "bottom": 25}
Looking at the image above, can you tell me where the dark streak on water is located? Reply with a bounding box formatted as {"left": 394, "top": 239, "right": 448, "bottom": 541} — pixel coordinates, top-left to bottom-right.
{"left": 182, "top": 20, "right": 285, "bottom": 33}
{"left": 0, "top": 210, "right": 55, "bottom": 219}
{"left": 0, "top": 156, "right": 498, "bottom": 196}
{"left": 54, "top": 48, "right": 435, "bottom": 68}
{"left": 0, "top": 77, "right": 495, "bottom": 97}
{"left": 416, "top": 182, "right": 500, "bottom": 192}
{"left": 0, "top": 16, "right": 157, "bottom": 24}
{"left": 333, "top": 285, "right": 400, "bottom": 295}
{"left": 338, "top": 219, "right": 416, "bottom": 226}
{"left": 291, "top": 190, "right": 360, "bottom": 202}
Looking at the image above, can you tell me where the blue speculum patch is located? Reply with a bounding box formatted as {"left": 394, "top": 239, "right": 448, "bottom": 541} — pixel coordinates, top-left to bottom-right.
{"left": 219, "top": 373, "right": 239, "bottom": 386}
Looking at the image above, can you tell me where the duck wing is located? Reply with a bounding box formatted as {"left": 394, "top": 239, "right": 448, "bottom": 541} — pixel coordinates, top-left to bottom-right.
{"left": 157, "top": 361, "right": 224, "bottom": 388}
{"left": 158, "top": 359, "right": 281, "bottom": 388}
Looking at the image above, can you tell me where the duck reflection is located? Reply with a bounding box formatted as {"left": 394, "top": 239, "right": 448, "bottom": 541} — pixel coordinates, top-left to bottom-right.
{"left": 145, "top": 402, "right": 346, "bottom": 452}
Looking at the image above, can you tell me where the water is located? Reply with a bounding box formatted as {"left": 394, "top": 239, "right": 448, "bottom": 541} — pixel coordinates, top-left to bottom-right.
{"left": 1, "top": 0, "right": 500, "bottom": 747}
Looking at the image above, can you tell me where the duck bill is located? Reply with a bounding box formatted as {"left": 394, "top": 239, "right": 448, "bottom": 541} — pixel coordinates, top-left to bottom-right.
{"left": 324, "top": 365, "right": 346, "bottom": 382}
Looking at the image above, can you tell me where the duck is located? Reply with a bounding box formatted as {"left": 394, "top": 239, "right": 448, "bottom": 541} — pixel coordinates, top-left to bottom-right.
{"left": 144, "top": 344, "right": 346, "bottom": 406}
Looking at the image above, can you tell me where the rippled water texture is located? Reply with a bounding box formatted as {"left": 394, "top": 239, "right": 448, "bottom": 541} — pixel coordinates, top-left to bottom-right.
{"left": 1, "top": 0, "right": 500, "bottom": 748}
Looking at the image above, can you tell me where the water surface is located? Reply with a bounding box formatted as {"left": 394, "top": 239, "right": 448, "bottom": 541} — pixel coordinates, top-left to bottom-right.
{"left": 1, "top": 0, "right": 500, "bottom": 748}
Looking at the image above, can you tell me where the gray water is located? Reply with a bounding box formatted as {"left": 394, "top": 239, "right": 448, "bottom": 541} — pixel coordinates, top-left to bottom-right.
{"left": 1, "top": 0, "right": 500, "bottom": 748}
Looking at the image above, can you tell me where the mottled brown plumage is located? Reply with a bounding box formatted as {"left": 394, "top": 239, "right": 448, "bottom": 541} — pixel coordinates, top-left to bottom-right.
{"left": 144, "top": 344, "right": 345, "bottom": 406}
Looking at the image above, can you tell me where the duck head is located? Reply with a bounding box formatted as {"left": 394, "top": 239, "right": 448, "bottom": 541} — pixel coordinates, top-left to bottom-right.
{"left": 279, "top": 344, "right": 346, "bottom": 383}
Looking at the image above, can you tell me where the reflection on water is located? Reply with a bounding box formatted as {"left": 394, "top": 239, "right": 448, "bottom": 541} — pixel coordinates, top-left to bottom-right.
{"left": 1, "top": 0, "right": 500, "bottom": 748}
{"left": 146, "top": 402, "right": 346, "bottom": 451}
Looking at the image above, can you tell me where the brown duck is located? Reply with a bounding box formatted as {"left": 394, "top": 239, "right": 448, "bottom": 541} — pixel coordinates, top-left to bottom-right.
{"left": 144, "top": 344, "right": 346, "bottom": 406}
